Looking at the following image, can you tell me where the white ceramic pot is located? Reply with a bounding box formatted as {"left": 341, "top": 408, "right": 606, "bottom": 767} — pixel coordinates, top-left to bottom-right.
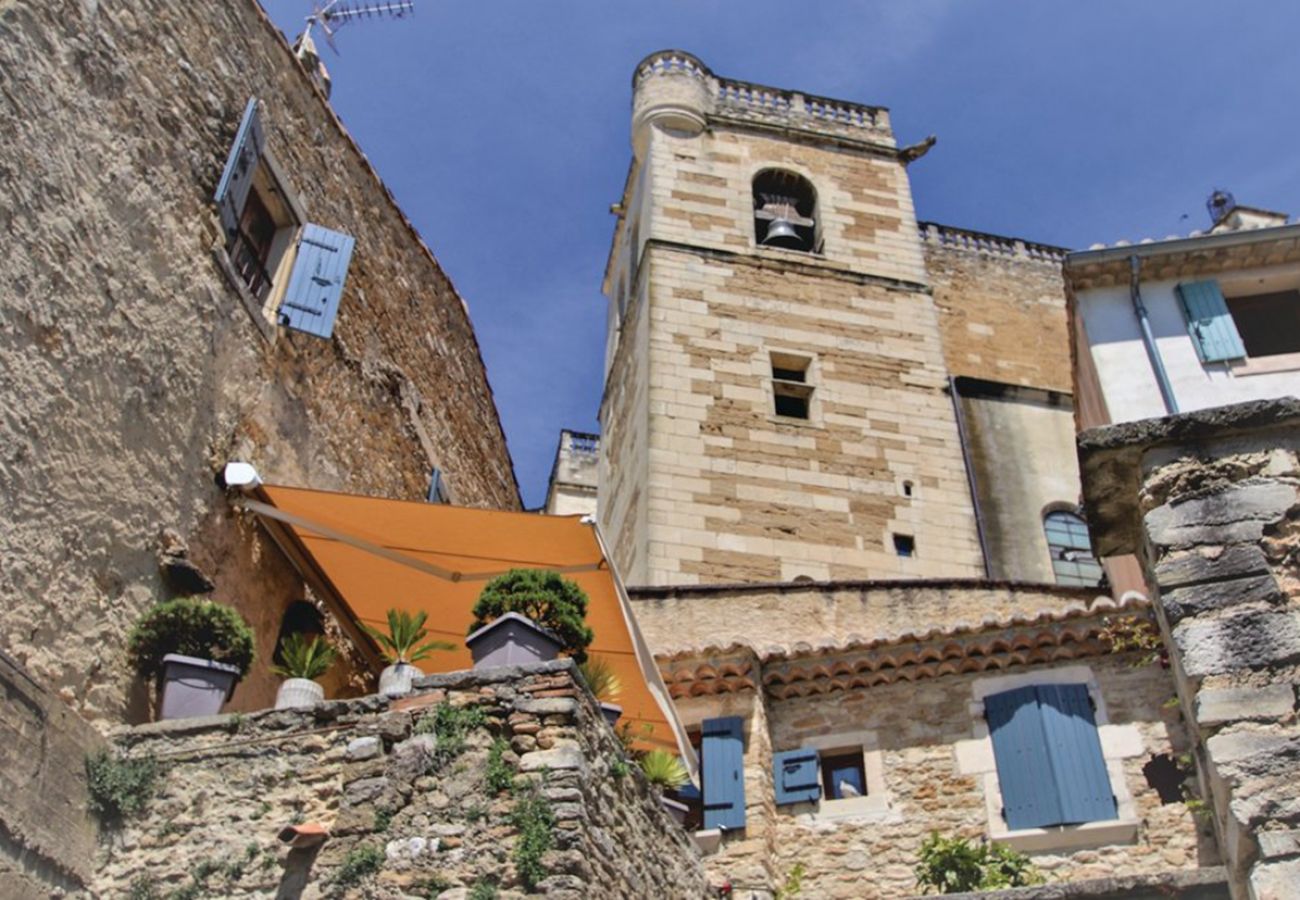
{"left": 378, "top": 661, "right": 419, "bottom": 697}
{"left": 275, "top": 678, "right": 324, "bottom": 710}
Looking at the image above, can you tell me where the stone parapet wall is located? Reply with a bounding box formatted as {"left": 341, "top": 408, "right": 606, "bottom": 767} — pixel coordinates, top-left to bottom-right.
{"left": 93, "top": 661, "right": 709, "bottom": 898}
{"left": 0, "top": 653, "right": 106, "bottom": 900}
{"left": 1079, "top": 399, "right": 1300, "bottom": 899}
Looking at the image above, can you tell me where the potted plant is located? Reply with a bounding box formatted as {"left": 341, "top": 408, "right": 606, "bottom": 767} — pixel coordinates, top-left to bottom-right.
{"left": 578, "top": 656, "right": 623, "bottom": 726}
{"left": 361, "top": 609, "right": 454, "bottom": 697}
{"left": 639, "top": 749, "right": 691, "bottom": 824}
{"left": 469, "top": 569, "right": 595, "bottom": 663}
{"left": 127, "top": 597, "right": 255, "bottom": 720}
{"left": 272, "top": 633, "right": 337, "bottom": 709}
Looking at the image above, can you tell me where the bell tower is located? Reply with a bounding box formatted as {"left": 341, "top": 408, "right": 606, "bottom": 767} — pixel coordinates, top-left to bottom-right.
{"left": 598, "top": 51, "right": 984, "bottom": 587}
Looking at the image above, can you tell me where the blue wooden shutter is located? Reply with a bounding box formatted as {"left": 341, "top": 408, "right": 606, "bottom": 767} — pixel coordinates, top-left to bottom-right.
{"left": 985, "top": 686, "right": 1062, "bottom": 830}
{"left": 214, "top": 97, "right": 265, "bottom": 241}
{"left": 1037, "top": 684, "right": 1116, "bottom": 824}
{"left": 279, "top": 224, "right": 356, "bottom": 339}
{"left": 1177, "top": 280, "right": 1246, "bottom": 362}
{"left": 701, "top": 716, "right": 746, "bottom": 830}
{"left": 772, "top": 748, "right": 819, "bottom": 806}
{"left": 426, "top": 468, "right": 447, "bottom": 504}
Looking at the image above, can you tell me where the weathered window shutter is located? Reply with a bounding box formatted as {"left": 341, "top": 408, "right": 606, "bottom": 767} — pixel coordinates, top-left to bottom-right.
{"left": 1177, "top": 280, "right": 1246, "bottom": 362}
{"left": 772, "top": 748, "right": 820, "bottom": 805}
{"left": 1037, "top": 684, "right": 1116, "bottom": 824}
{"left": 279, "top": 224, "right": 356, "bottom": 339}
{"left": 214, "top": 97, "right": 265, "bottom": 241}
{"left": 701, "top": 716, "right": 746, "bottom": 830}
{"left": 985, "top": 686, "right": 1063, "bottom": 830}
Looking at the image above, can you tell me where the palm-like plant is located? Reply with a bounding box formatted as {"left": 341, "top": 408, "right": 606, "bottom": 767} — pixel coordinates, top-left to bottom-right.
{"left": 639, "top": 749, "right": 690, "bottom": 790}
{"left": 271, "top": 634, "right": 337, "bottom": 681}
{"left": 361, "top": 609, "right": 454, "bottom": 664}
{"left": 577, "top": 656, "right": 622, "bottom": 704}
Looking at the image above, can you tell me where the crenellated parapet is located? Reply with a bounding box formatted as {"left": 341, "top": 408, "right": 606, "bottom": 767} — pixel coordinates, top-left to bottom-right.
{"left": 631, "top": 49, "right": 894, "bottom": 159}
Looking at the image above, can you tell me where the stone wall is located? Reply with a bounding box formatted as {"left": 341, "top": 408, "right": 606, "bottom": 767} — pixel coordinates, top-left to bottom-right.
{"left": 0, "top": 652, "right": 107, "bottom": 900}
{"left": 923, "top": 227, "right": 1072, "bottom": 394}
{"left": 92, "top": 661, "right": 710, "bottom": 898}
{"left": 1079, "top": 399, "right": 1300, "bottom": 899}
{"left": 0, "top": 0, "right": 518, "bottom": 723}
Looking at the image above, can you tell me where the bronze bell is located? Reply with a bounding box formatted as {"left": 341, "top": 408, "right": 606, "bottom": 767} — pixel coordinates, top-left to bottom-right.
{"left": 762, "top": 216, "right": 803, "bottom": 249}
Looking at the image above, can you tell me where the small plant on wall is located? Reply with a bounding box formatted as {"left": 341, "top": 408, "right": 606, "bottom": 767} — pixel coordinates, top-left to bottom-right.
{"left": 362, "top": 608, "right": 454, "bottom": 696}
{"left": 914, "top": 831, "right": 1041, "bottom": 894}
{"left": 85, "top": 750, "right": 161, "bottom": 826}
{"left": 639, "top": 749, "right": 690, "bottom": 791}
{"left": 470, "top": 569, "right": 594, "bottom": 662}
{"left": 271, "top": 633, "right": 338, "bottom": 709}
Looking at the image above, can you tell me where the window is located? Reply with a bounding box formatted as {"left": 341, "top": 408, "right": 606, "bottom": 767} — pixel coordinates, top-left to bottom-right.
{"left": 1043, "top": 510, "right": 1101, "bottom": 587}
{"left": 820, "top": 750, "right": 867, "bottom": 799}
{"left": 1225, "top": 290, "right": 1300, "bottom": 357}
{"left": 984, "top": 683, "right": 1116, "bottom": 830}
{"left": 752, "top": 169, "right": 818, "bottom": 252}
{"left": 893, "top": 534, "right": 915, "bottom": 558}
{"left": 770, "top": 352, "right": 813, "bottom": 420}
{"left": 214, "top": 97, "right": 356, "bottom": 340}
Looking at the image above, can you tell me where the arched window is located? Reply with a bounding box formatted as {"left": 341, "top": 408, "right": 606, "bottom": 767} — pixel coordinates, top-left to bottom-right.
{"left": 272, "top": 600, "right": 326, "bottom": 666}
{"left": 752, "top": 169, "right": 818, "bottom": 252}
{"left": 1043, "top": 510, "right": 1102, "bottom": 587}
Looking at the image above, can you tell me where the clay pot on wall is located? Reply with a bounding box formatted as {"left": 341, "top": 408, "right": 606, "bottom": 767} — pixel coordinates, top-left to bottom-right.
{"left": 466, "top": 612, "right": 564, "bottom": 669}
{"left": 275, "top": 677, "right": 325, "bottom": 709}
{"left": 158, "top": 654, "right": 242, "bottom": 719}
{"left": 378, "top": 661, "right": 421, "bottom": 697}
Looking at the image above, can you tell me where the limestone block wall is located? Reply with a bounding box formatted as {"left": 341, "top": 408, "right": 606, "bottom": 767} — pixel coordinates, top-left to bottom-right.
{"left": 610, "top": 243, "right": 984, "bottom": 585}
{"left": 1079, "top": 400, "right": 1300, "bottom": 899}
{"left": 92, "top": 661, "right": 709, "bottom": 899}
{"left": 0, "top": 653, "right": 107, "bottom": 900}
{"left": 0, "top": 0, "right": 518, "bottom": 723}
{"left": 923, "top": 226, "right": 1073, "bottom": 394}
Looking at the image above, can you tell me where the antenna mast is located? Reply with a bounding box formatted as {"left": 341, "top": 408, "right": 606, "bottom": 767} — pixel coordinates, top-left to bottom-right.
{"left": 295, "top": 1, "right": 414, "bottom": 95}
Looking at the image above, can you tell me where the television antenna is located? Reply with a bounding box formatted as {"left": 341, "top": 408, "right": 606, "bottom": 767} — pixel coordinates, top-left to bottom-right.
{"left": 302, "top": 0, "right": 415, "bottom": 55}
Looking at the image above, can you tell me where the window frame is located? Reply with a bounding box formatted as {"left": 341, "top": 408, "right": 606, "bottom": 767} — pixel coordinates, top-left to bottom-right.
{"left": 767, "top": 350, "right": 819, "bottom": 425}
{"left": 956, "top": 666, "right": 1143, "bottom": 852}
{"left": 1042, "top": 508, "right": 1102, "bottom": 587}
{"left": 798, "top": 730, "right": 893, "bottom": 823}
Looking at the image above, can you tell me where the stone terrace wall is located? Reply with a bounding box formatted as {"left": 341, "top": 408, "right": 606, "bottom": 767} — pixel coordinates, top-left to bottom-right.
{"left": 0, "top": 652, "right": 107, "bottom": 900}
{"left": 0, "top": 0, "right": 518, "bottom": 723}
{"left": 93, "top": 661, "right": 709, "bottom": 898}
{"left": 1079, "top": 399, "right": 1300, "bottom": 899}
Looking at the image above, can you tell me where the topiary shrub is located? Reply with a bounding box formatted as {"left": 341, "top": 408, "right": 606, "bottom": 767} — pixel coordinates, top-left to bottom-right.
{"left": 470, "top": 569, "right": 594, "bottom": 663}
{"left": 127, "top": 597, "right": 255, "bottom": 680}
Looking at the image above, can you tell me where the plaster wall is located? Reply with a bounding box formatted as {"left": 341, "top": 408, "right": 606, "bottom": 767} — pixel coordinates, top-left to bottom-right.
{"left": 1074, "top": 265, "right": 1300, "bottom": 425}
{"left": 0, "top": 0, "right": 518, "bottom": 724}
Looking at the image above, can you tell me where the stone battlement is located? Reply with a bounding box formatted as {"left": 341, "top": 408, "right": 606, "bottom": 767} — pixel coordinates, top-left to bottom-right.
{"left": 921, "top": 221, "right": 1069, "bottom": 263}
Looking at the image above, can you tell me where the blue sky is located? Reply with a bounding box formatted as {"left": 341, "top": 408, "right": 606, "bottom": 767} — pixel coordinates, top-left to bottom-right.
{"left": 263, "top": 1, "right": 1299, "bottom": 508}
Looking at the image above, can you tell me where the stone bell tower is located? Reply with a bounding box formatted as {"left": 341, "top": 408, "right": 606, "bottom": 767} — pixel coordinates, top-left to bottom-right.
{"left": 598, "top": 50, "right": 984, "bottom": 587}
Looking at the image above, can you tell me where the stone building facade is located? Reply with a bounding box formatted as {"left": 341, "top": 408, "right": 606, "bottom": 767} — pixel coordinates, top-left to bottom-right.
{"left": 0, "top": 0, "right": 519, "bottom": 725}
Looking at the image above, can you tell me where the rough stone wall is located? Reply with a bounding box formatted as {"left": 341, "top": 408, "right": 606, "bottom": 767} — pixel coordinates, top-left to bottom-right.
{"left": 0, "top": 0, "right": 518, "bottom": 723}
{"left": 92, "top": 661, "right": 709, "bottom": 898}
{"left": 923, "top": 231, "right": 1072, "bottom": 394}
{"left": 0, "top": 652, "right": 107, "bottom": 900}
{"left": 1079, "top": 400, "right": 1300, "bottom": 899}
{"left": 759, "top": 655, "right": 1208, "bottom": 898}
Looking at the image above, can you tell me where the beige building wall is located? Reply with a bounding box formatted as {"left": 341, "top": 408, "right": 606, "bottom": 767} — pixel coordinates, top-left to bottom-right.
{"left": 599, "top": 52, "right": 983, "bottom": 586}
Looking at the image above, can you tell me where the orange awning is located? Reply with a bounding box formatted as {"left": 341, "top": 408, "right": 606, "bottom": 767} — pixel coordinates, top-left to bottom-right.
{"left": 243, "top": 484, "right": 692, "bottom": 767}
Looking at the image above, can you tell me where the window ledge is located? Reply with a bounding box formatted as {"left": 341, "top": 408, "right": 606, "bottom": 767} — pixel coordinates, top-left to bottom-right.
{"left": 766, "top": 413, "right": 822, "bottom": 429}
{"left": 993, "top": 817, "right": 1139, "bottom": 854}
{"left": 692, "top": 828, "right": 722, "bottom": 856}
{"left": 806, "top": 794, "right": 897, "bottom": 824}
{"left": 1227, "top": 352, "right": 1300, "bottom": 376}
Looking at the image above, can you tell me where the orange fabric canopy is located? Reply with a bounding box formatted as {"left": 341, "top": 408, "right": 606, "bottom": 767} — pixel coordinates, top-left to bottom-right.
{"left": 246, "top": 484, "right": 691, "bottom": 764}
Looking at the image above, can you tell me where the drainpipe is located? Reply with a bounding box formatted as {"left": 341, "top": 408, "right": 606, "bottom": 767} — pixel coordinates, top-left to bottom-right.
{"left": 1128, "top": 255, "right": 1179, "bottom": 415}
{"left": 948, "top": 377, "right": 992, "bottom": 579}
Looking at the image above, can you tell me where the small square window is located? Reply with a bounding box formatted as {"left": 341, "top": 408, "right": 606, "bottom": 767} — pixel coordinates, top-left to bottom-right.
{"left": 771, "top": 352, "right": 814, "bottom": 420}
{"left": 893, "top": 534, "right": 915, "bottom": 557}
{"left": 821, "top": 751, "right": 867, "bottom": 800}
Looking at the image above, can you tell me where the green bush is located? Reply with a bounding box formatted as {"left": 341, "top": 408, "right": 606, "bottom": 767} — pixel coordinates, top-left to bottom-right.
{"left": 126, "top": 597, "right": 254, "bottom": 680}
{"left": 271, "top": 633, "right": 337, "bottom": 680}
{"left": 85, "top": 750, "right": 160, "bottom": 824}
{"left": 485, "top": 738, "right": 514, "bottom": 794}
{"left": 413, "top": 703, "right": 486, "bottom": 772}
{"left": 470, "top": 569, "right": 594, "bottom": 663}
{"left": 914, "top": 831, "right": 1041, "bottom": 894}
{"left": 332, "top": 844, "right": 384, "bottom": 887}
